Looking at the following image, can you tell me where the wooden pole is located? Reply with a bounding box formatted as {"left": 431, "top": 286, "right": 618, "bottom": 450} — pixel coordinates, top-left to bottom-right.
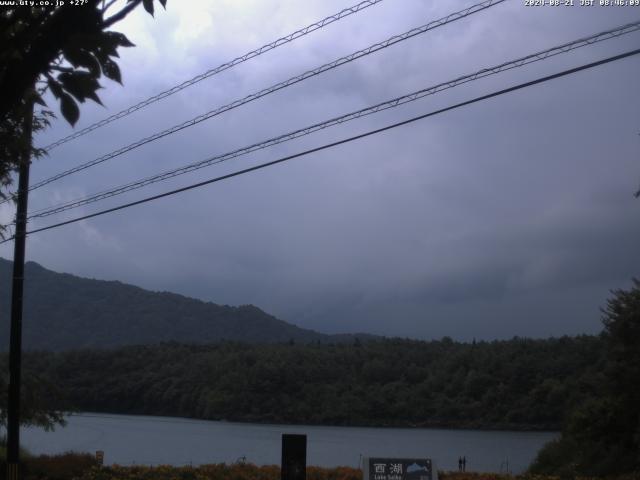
{"left": 6, "top": 100, "right": 33, "bottom": 480}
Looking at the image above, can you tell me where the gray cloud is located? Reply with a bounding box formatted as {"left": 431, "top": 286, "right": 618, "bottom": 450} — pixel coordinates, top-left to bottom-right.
{"left": 2, "top": 0, "right": 639, "bottom": 341}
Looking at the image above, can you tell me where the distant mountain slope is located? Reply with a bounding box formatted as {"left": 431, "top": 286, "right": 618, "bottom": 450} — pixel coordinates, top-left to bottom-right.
{"left": 0, "top": 258, "right": 367, "bottom": 351}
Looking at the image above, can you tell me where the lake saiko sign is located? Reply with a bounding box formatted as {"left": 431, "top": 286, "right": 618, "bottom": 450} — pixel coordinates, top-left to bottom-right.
{"left": 364, "top": 458, "right": 436, "bottom": 480}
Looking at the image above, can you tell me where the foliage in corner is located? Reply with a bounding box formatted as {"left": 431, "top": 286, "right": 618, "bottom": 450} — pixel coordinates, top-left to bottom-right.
{"left": 0, "top": 356, "right": 69, "bottom": 432}
{"left": 0, "top": 0, "right": 167, "bottom": 126}
{"left": 0, "top": 94, "right": 53, "bottom": 239}
{"left": 0, "top": 0, "right": 168, "bottom": 236}
{"left": 529, "top": 278, "right": 640, "bottom": 477}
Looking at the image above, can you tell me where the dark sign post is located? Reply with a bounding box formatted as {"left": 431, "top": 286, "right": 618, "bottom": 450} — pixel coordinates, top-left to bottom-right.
{"left": 281, "top": 434, "right": 306, "bottom": 480}
{"left": 365, "top": 458, "right": 435, "bottom": 480}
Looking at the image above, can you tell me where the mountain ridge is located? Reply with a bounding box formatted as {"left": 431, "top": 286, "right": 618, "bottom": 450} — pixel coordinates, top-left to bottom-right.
{"left": 0, "top": 257, "right": 375, "bottom": 351}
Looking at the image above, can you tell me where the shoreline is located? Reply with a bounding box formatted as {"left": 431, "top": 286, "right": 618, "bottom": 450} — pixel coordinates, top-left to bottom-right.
{"left": 66, "top": 411, "right": 561, "bottom": 434}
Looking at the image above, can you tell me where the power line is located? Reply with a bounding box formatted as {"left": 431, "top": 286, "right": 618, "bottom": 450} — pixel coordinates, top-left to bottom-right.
{"left": 41, "top": 0, "right": 386, "bottom": 152}
{"left": 21, "top": 0, "right": 505, "bottom": 197}
{"left": 26, "top": 20, "right": 640, "bottom": 220}
{"left": 3, "top": 47, "right": 636, "bottom": 244}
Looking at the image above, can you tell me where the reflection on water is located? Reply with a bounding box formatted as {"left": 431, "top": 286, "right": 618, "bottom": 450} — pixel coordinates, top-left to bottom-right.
{"left": 22, "top": 413, "right": 557, "bottom": 474}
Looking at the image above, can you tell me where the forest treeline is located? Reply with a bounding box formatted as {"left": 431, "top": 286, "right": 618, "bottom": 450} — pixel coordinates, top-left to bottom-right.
{"left": 10, "top": 335, "right": 605, "bottom": 430}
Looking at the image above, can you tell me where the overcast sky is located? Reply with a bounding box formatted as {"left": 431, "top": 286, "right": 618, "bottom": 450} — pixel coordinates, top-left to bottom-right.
{"left": 1, "top": 0, "right": 639, "bottom": 340}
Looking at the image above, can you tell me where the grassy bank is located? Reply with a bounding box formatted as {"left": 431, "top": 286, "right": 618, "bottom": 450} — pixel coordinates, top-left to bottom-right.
{"left": 1, "top": 458, "right": 637, "bottom": 480}
{"left": 76, "top": 466, "right": 638, "bottom": 480}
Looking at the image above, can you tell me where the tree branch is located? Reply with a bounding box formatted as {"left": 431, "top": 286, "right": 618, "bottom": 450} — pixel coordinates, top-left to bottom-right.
{"left": 103, "top": 0, "right": 142, "bottom": 28}
{"left": 101, "top": 0, "right": 119, "bottom": 14}
{"left": 50, "top": 65, "right": 74, "bottom": 73}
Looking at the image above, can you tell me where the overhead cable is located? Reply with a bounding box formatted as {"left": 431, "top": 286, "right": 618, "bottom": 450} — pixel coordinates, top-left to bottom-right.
{"left": 22, "top": 0, "right": 505, "bottom": 197}
{"left": 26, "top": 20, "right": 640, "bottom": 220}
{"left": 3, "top": 47, "right": 636, "bottom": 243}
{"left": 41, "top": 0, "right": 387, "bottom": 151}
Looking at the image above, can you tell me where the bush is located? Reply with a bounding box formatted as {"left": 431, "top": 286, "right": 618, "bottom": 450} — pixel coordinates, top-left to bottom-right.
{"left": 0, "top": 450, "right": 98, "bottom": 480}
{"left": 23, "top": 452, "right": 99, "bottom": 480}
{"left": 528, "top": 438, "right": 579, "bottom": 478}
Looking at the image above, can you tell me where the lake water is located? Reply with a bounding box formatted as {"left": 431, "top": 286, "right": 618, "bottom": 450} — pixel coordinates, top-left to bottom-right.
{"left": 21, "top": 413, "right": 557, "bottom": 474}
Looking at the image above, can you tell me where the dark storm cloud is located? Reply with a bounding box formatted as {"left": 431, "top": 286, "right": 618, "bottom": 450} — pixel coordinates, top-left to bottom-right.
{"left": 1, "top": 0, "right": 639, "bottom": 340}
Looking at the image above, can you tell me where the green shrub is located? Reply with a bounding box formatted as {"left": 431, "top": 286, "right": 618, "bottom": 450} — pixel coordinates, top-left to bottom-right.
{"left": 23, "top": 452, "right": 99, "bottom": 480}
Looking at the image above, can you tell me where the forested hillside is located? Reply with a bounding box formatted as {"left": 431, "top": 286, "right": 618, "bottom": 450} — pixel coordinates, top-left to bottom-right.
{"left": 14, "top": 336, "right": 604, "bottom": 430}
{"left": 0, "top": 258, "right": 371, "bottom": 350}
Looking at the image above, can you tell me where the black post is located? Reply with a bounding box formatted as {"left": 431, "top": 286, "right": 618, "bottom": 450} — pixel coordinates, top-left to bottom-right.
{"left": 6, "top": 102, "right": 33, "bottom": 480}
{"left": 281, "top": 434, "right": 306, "bottom": 480}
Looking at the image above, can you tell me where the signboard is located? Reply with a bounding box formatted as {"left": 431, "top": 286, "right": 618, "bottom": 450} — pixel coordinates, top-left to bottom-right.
{"left": 364, "top": 458, "right": 436, "bottom": 480}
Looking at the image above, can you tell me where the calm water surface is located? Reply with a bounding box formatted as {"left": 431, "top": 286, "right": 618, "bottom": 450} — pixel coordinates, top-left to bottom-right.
{"left": 22, "top": 413, "right": 557, "bottom": 474}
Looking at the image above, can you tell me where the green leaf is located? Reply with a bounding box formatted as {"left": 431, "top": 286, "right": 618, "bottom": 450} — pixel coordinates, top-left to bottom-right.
{"left": 59, "top": 93, "right": 79, "bottom": 126}
{"left": 158, "top": 0, "right": 167, "bottom": 8}
{"left": 101, "top": 58, "right": 122, "bottom": 84}
{"left": 47, "top": 78, "right": 63, "bottom": 99}
{"left": 33, "top": 94, "right": 46, "bottom": 107}
{"left": 68, "top": 32, "right": 103, "bottom": 52}
{"left": 103, "top": 31, "right": 135, "bottom": 48}
{"left": 63, "top": 48, "right": 101, "bottom": 76}
{"left": 142, "top": 0, "right": 154, "bottom": 16}
{"left": 58, "top": 71, "right": 103, "bottom": 105}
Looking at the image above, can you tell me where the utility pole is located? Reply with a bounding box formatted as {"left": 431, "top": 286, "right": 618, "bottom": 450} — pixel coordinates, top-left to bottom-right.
{"left": 6, "top": 100, "right": 33, "bottom": 480}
